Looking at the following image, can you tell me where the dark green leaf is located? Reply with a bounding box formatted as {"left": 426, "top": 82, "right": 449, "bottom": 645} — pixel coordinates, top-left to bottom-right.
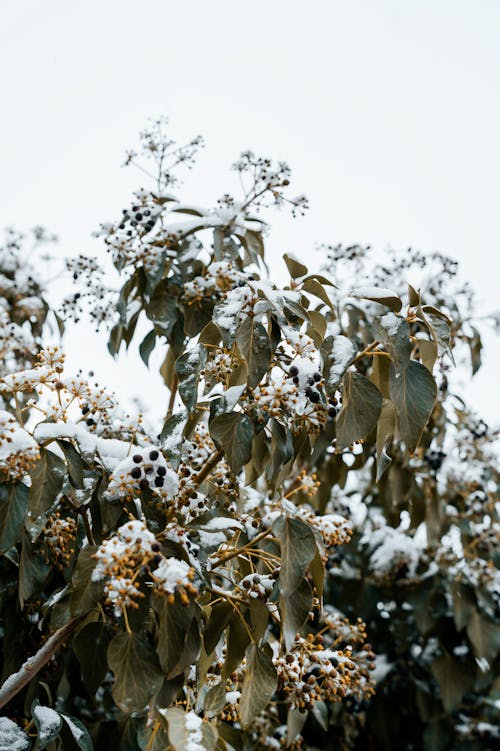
{"left": 239, "top": 645, "right": 277, "bottom": 729}
{"left": 70, "top": 547, "right": 104, "bottom": 617}
{"left": 236, "top": 317, "right": 271, "bottom": 389}
{"left": 283, "top": 253, "right": 308, "bottom": 278}
{"left": 175, "top": 346, "right": 206, "bottom": 412}
{"left": 210, "top": 413, "right": 253, "bottom": 473}
{"left": 273, "top": 516, "right": 316, "bottom": 596}
{"left": 139, "top": 329, "right": 156, "bottom": 366}
{"left": 107, "top": 632, "right": 163, "bottom": 713}
{"left": 336, "top": 371, "right": 382, "bottom": 451}
{"left": 73, "top": 621, "right": 113, "bottom": 694}
{"left": 29, "top": 448, "right": 66, "bottom": 519}
{"left": 60, "top": 713, "right": 93, "bottom": 751}
{"left": 0, "top": 482, "right": 29, "bottom": 554}
{"left": 389, "top": 361, "right": 437, "bottom": 454}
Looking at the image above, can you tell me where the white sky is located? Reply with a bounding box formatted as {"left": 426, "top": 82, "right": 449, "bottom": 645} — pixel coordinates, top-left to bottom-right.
{"left": 1, "top": 0, "right": 499, "bottom": 424}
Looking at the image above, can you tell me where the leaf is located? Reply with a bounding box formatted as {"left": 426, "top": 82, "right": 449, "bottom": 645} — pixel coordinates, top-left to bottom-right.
{"left": 389, "top": 361, "right": 437, "bottom": 454}
{"left": 204, "top": 683, "right": 227, "bottom": 718}
{"left": 204, "top": 601, "right": 233, "bottom": 655}
{"left": 19, "top": 532, "right": 50, "bottom": 606}
{"left": 59, "top": 713, "right": 93, "bottom": 751}
{"left": 57, "top": 440, "right": 85, "bottom": 488}
{"left": 430, "top": 652, "right": 475, "bottom": 712}
{"left": 466, "top": 609, "right": 500, "bottom": 663}
{"left": 139, "top": 329, "right": 156, "bottom": 366}
{"left": 373, "top": 313, "right": 411, "bottom": 374}
{"left": 175, "top": 347, "right": 206, "bottom": 412}
{"left": 32, "top": 700, "right": 62, "bottom": 750}
{"left": 301, "top": 278, "right": 333, "bottom": 309}
{"left": 283, "top": 253, "right": 308, "bottom": 278}
{"left": 239, "top": 645, "right": 278, "bottom": 729}
{"left": 29, "top": 448, "right": 66, "bottom": 519}
{"left": 351, "top": 286, "right": 402, "bottom": 313}
{"left": 0, "top": 482, "right": 29, "bottom": 554}
{"left": 336, "top": 371, "right": 382, "bottom": 451}
{"left": 156, "top": 597, "right": 198, "bottom": 678}
{"left": 321, "top": 335, "right": 355, "bottom": 394}
{"left": 376, "top": 400, "right": 395, "bottom": 482}
{"left": 236, "top": 317, "right": 271, "bottom": 388}
{"left": 70, "top": 547, "right": 104, "bottom": 617}
{"left": 273, "top": 515, "right": 316, "bottom": 596}
{"left": 73, "top": 621, "right": 113, "bottom": 694}
{"left": 281, "top": 578, "right": 313, "bottom": 651}
{"left": 160, "top": 707, "right": 218, "bottom": 751}
{"left": 107, "top": 632, "right": 163, "bottom": 714}
{"left": 210, "top": 413, "right": 254, "bottom": 473}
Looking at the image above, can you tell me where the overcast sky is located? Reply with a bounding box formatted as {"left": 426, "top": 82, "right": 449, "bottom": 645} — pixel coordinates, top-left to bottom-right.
{"left": 1, "top": 0, "right": 499, "bottom": 423}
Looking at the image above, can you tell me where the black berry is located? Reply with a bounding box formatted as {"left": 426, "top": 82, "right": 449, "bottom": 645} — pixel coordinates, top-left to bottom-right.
{"left": 130, "top": 467, "right": 142, "bottom": 479}
{"left": 151, "top": 542, "right": 161, "bottom": 552}
{"left": 149, "top": 450, "right": 159, "bottom": 460}
{"left": 157, "top": 466, "right": 167, "bottom": 476}
{"left": 132, "top": 454, "right": 143, "bottom": 463}
{"left": 289, "top": 365, "right": 299, "bottom": 377}
{"left": 154, "top": 476, "right": 164, "bottom": 487}
{"left": 139, "top": 479, "right": 150, "bottom": 490}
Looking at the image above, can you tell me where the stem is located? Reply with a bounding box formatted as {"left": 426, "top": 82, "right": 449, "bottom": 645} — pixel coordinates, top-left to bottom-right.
{"left": 211, "top": 528, "right": 273, "bottom": 568}
{"left": 80, "top": 507, "right": 96, "bottom": 546}
{"left": 0, "top": 616, "right": 86, "bottom": 710}
{"left": 191, "top": 448, "right": 223, "bottom": 489}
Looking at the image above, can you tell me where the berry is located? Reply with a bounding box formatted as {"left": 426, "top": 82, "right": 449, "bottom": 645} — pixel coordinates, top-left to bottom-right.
{"left": 293, "top": 376, "right": 299, "bottom": 385}
{"left": 151, "top": 542, "right": 161, "bottom": 552}
{"left": 305, "top": 387, "right": 313, "bottom": 398}
{"left": 132, "top": 454, "right": 143, "bottom": 463}
{"left": 130, "top": 467, "right": 142, "bottom": 479}
{"left": 149, "top": 449, "right": 159, "bottom": 460}
{"left": 86, "top": 418, "right": 94, "bottom": 426}
{"left": 313, "top": 372, "right": 322, "bottom": 382}
{"left": 309, "top": 391, "right": 320, "bottom": 403}
{"left": 157, "top": 466, "right": 167, "bottom": 477}
{"left": 154, "top": 476, "right": 164, "bottom": 487}
{"left": 289, "top": 365, "right": 299, "bottom": 377}
{"left": 139, "top": 479, "right": 149, "bottom": 490}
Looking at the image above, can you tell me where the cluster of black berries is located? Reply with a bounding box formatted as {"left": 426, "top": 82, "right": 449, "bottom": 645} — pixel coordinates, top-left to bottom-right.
{"left": 118, "top": 204, "right": 157, "bottom": 236}
{"left": 424, "top": 448, "right": 446, "bottom": 471}
{"left": 288, "top": 366, "right": 324, "bottom": 403}
{"left": 129, "top": 449, "right": 167, "bottom": 490}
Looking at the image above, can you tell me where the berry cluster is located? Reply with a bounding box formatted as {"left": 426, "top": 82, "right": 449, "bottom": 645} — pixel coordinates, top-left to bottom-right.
{"left": 41, "top": 511, "right": 77, "bottom": 570}
{"left": 106, "top": 447, "right": 179, "bottom": 502}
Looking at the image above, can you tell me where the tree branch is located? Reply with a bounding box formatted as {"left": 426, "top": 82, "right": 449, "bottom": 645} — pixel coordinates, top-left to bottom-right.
{"left": 0, "top": 615, "right": 86, "bottom": 710}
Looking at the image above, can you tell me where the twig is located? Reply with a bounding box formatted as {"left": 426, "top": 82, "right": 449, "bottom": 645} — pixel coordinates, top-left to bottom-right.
{"left": 0, "top": 615, "right": 86, "bottom": 710}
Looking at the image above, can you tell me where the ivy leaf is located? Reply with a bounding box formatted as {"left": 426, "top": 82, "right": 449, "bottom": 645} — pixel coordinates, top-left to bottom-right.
{"left": 280, "top": 578, "right": 313, "bottom": 651}
{"left": 32, "top": 700, "right": 62, "bottom": 750}
{"left": 57, "top": 440, "right": 85, "bottom": 488}
{"left": 239, "top": 645, "right": 278, "bottom": 729}
{"left": 336, "top": 371, "right": 382, "bottom": 451}
{"left": 430, "top": 652, "right": 475, "bottom": 712}
{"left": 107, "top": 632, "right": 163, "bottom": 713}
{"left": 70, "top": 547, "right": 104, "bottom": 617}
{"left": 73, "top": 621, "right": 113, "bottom": 694}
{"left": 155, "top": 597, "right": 199, "bottom": 678}
{"left": 301, "top": 278, "right": 333, "bottom": 309}
{"left": 29, "top": 448, "right": 66, "bottom": 519}
{"left": 273, "top": 515, "right": 316, "bottom": 596}
{"left": 389, "top": 361, "right": 437, "bottom": 454}
{"left": 376, "top": 400, "right": 395, "bottom": 482}
{"left": 351, "top": 286, "right": 402, "bottom": 313}
{"left": 373, "top": 313, "right": 411, "bottom": 374}
{"left": 139, "top": 329, "right": 156, "bottom": 367}
{"left": 466, "top": 609, "right": 500, "bottom": 663}
{"left": 160, "top": 707, "right": 218, "bottom": 751}
{"left": 283, "top": 252, "right": 308, "bottom": 278}
{"left": 210, "top": 413, "right": 254, "bottom": 473}
{"left": 236, "top": 317, "right": 271, "bottom": 388}
{"left": 59, "top": 713, "right": 93, "bottom": 751}
{"left": 175, "top": 346, "right": 206, "bottom": 412}
{"left": 321, "top": 335, "right": 355, "bottom": 394}
{"left": 0, "top": 482, "right": 29, "bottom": 554}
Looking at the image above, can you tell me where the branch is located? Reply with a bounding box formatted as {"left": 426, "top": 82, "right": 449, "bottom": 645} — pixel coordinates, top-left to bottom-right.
{"left": 0, "top": 615, "right": 86, "bottom": 710}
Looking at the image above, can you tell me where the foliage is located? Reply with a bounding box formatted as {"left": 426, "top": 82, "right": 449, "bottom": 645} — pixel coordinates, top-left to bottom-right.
{"left": 0, "top": 118, "right": 498, "bottom": 751}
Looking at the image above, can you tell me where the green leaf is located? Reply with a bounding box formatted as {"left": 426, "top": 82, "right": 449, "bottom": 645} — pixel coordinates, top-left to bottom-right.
{"left": 204, "top": 683, "right": 227, "bottom": 718}
{"left": 70, "top": 547, "right": 104, "bottom": 617}
{"left": 57, "top": 440, "right": 85, "bottom": 488}
{"left": 59, "top": 713, "right": 93, "bottom": 751}
{"left": 376, "top": 399, "right": 395, "bottom": 482}
{"left": 210, "top": 413, "right": 254, "bottom": 473}
{"left": 430, "top": 652, "right": 475, "bottom": 712}
{"left": 321, "top": 335, "right": 355, "bottom": 394}
{"left": 107, "top": 632, "right": 163, "bottom": 714}
{"left": 175, "top": 346, "right": 206, "bottom": 412}
{"left": 336, "top": 371, "right": 382, "bottom": 451}
{"left": 73, "top": 621, "right": 113, "bottom": 694}
{"left": 160, "top": 707, "right": 218, "bottom": 751}
{"left": 19, "top": 532, "right": 50, "bottom": 605}
{"left": 239, "top": 645, "right": 278, "bottom": 729}
{"left": 156, "top": 597, "right": 199, "bottom": 678}
{"left": 283, "top": 253, "right": 308, "bottom": 278}
{"left": 273, "top": 516, "right": 317, "bottom": 596}
{"left": 32, "top": 700, "right": 62, "bottom": 750}
{"left": 373, "top": 313, "right": 411, "bottom": 373}
{"left": 139, "top": 329, "right": 156, "bottom": 366}
{"left": 281, "top": 578, "right": 313, "bottom": 651}
{"left": 29, "top": 448, "right": 66, "bottom": 519}
{"left": 301, "top": 278, "right": 333, "bottom": 309}
{"left": 389, "top": 361, "right": 437, "bottom": 454}
{"left": 351, "top": 287, "right": 402, "bottom": 312}
{"left": 0, "top": 482, "right": 29, "bottom": 554}
{"left": 236, "top": 317, "right": 271, "bottom": 388}
{"left": 466, "top": 609, "right": 500, "bottom": 663}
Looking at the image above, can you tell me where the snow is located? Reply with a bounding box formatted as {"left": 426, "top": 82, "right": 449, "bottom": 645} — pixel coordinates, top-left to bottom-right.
{"left": 0, "top": 717, "right": 31, "bottom": 751}
{"left": 325, "top": 335, "right": 355, "bottom": 388}
{"left": 153, "top": 557, "right": 193, "bottom": 594}
{"left": 0, "top": 410, "right": 38, "bottom": 459}
{"left": 34, "top": 420, "right": 130, "bottom": 470}
{"left": 351, "top": 286, "right": 399, "bottom": 300}
{"left": 185, "top": 710, "right": 204, "bottom": 751}
{"left": 61, "top": 714, "right": 84, "bottom": 741}
{"left": 379, "top": 311, "right": 401, "bottom": 336}
{"left": 33, "top": 704, "right": 61, "bottom": 740}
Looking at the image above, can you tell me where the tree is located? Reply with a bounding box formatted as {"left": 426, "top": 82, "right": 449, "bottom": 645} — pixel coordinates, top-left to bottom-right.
{"left": 0, "top": 118, "right": 498, "bottom": 751}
